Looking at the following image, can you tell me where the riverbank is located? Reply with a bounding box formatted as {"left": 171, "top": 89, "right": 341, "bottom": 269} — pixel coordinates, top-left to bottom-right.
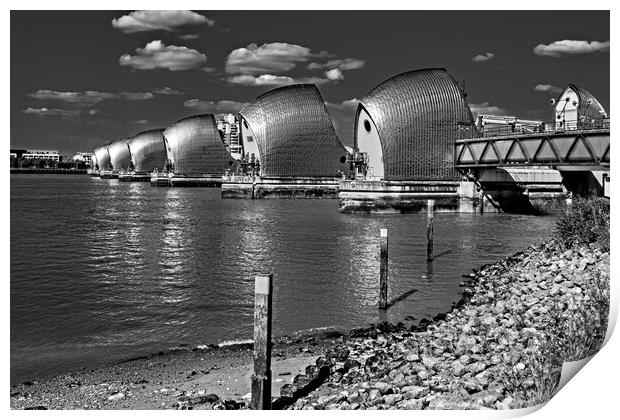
{"left": 288, "top": 239, "right": 609, "bottom": 409}
{"left": 10, "top": 168, "right": 87, "bottom": 175}
{"left": 10, "top": 235, "right": 609, "bottom": 410}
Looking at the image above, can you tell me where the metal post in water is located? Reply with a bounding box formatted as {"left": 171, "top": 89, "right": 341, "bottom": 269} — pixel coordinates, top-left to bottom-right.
{"left": 427, "top": 199, "right": 435, "bottom": 261}
{"left": 251, "top": 274, "right": 273, "bottom": 410}
{"left": 379, "top": 228, "right": 389, "bottom": 310}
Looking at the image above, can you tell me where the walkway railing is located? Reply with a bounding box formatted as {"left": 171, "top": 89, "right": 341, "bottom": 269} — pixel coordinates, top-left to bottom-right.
{"left": 458, "top": 118, "right": 610, "bottom": 140}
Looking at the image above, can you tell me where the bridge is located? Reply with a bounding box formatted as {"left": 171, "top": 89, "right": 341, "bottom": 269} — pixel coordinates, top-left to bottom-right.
{"left": 454, "top": 119, "right": 610, "bottom": 170}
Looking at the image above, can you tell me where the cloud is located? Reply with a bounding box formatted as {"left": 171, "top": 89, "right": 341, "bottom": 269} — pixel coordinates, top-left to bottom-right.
{"left": 119, "top": 40, "right": 208, "bottom": 71}
{"left": 533, "top": 40, "right": 610, "bottom": 57}
{"left": 184, "top": 99, "right": 247, "bottom": 113}
{"left": 22, "top": 107, "right": 82, "bottom": 117}
{"left": 28, "top": 89, "right": 154, "bottom": 104}
{"left": 225, "top": 42, "right": 314, "bottom": 75}
{"left": 534, "top": 84, "right": 563, "bottom": 94}
{"left": 134, "top": 120, "right": 149, "bottom": 124}
{"left": 152, "top": 87, "right": 184, "bottom": 95}
{"left": 325, "top": 68, "right": 344, "bottom": 81}
{"left": 325, "top": 98, "right": 360, "bottom": 112}
{"left": 88, "top": 109, "right": 100, "bottom": 115}
{"left": 180, "top": 34, "right": 200, "bottom": 40}
{"left": 471, "top": 52, "right": 495, "bottom": 62}
{"left": 309, "top": 58, "right": 365, "bottom": 70}
{"left": 112, "top": 10, "right": 213, "bottom": 34}
{"left": 226, "top": 74, "right": 330, "bottom": 87}
{"left": 469, "top": 102, "right": 507, "bottom": 116}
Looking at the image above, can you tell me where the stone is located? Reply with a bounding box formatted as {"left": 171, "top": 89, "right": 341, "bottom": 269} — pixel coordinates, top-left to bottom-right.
{"left": 108, "top": 392, "right": 125, "bottom": 401}
{"left": 467, "top": 361, "right": 486, "bottom": 375}
{"left": 368, "top": 389, "right": 382, "bottom": 402}
{"left": 400, "top": 399, "right": 424, "bottom": 409}
{"left": 406, "top": 353, "right": 420, "bottom": 362}
{"left": 451, "top": 361, "right": 466, "bottom": 377}
{"left": 421, "top": 355, "right": 439, "bottom": 369}
{"left": 373, "top": 382, "right": 390, "bottom": 393}
{"left": 383, "top": 393, "right": 403, "bottom": 406}
{"left": 402, "top": 385, "right": 429, "bottom": 399}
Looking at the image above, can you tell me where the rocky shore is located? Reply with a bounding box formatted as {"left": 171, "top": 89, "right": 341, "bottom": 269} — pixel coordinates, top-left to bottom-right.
{"left": 11, "top": 238, "right": 609, "bottom": 410}
{"left": 284, "top": 239, "right": 610, "bottom": 410}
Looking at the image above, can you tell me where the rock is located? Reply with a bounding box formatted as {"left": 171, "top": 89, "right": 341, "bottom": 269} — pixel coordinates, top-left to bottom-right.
{"left": 462, "top": 379, "right": 483, "bottom": 394}
{"left": 368, "top": 389, "right": 382, "bottom": 402}
{"left": 383, "top": 393, "right": 403, "bottom": 406}
{"left": 402, "top": 385, "right": 429, "bottom": 399}
{"left": 400, "top": 399, "right": 424, "bottom": 409}
{"left": 317, "top": 395, "right": 338, "bottom": 405}
{"left": 471, "top": 390, "right": 499, "bottom": 406}
{"left": 451, "top": 361, "right": 466, "bottom": 377}
{"left": 108, "top": 392, "right": 125, "bottom": 401}
{"left": 373, "top": 382, "right": 390, "bottom": 393}
{"left": 421, "top": 355, "right": 439, "bottom": 369}
{"left": 406, "top": 353, "right": 420, "bottom": 362}
{"left": 467, "top": 361, "right": 486, "bottom": 375}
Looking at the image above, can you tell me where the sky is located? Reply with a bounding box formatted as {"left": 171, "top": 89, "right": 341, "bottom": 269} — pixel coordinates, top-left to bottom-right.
{"left": 10, "top": 10, "right": 610, "bottom": 155}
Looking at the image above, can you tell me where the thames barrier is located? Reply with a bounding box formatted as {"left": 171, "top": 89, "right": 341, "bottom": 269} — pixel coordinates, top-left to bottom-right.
{"left": 88, "top": 67, "right": 610, "bottom": 215}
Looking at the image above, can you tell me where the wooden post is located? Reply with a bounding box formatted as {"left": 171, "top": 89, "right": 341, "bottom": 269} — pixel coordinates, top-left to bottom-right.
{"left": 251, "top": 274, "right": 272, "bottom": 410}
{"left": 427, "top": 199, "right": 434, "bottom": 261}
{"left": 379, "top": 228, "right": 389, "bottom": 310}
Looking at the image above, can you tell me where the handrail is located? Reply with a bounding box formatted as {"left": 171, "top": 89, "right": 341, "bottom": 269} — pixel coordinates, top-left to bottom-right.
{"left": 458, "top": 118, "right": 610, "bottom": 140}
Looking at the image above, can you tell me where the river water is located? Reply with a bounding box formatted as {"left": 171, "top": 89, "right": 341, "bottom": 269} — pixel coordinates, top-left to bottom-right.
{"left": 10, "top": 175, "right": 557, "bottom": 384}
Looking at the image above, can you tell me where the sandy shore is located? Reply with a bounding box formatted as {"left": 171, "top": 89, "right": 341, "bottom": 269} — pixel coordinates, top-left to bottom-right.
{"left": 10, "top": 238, "right": 610, "bottom": 410}
{"left": 10, "top": 333, "right": 340, "bottom": 409}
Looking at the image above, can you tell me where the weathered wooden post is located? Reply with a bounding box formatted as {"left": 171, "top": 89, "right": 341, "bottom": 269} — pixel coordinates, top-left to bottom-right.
{"left": 251, "top": 274, "right": 273, "bottom": 410}
{"left": 427, "top": 199, "right": 435, "bottom": 261}
{"left": 379, "top": 228, "right": 389, "bottom": 310}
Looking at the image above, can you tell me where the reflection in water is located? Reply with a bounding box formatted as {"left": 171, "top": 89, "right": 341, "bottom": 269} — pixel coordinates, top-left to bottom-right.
{"left": 11, "top": 175, "right": 557, "bottom": 383}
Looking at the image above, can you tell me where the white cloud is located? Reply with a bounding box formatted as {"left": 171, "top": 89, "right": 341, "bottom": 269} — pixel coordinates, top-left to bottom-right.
{"left": 225, "top": 42, "right": 313, "bottom": 75}
{"left": 184, "top": 99, "right": 247, "bottom": 113}
{"left": 134, "top": 120, "right": 149, "bottom": 124}
{"left": 469, "top": 102, "right": 507, "bottom": 116}
{"left": 325, "top": 98, "right": 360, "bottom": 112}
{"left": 534, "top": 84, "right": 563, "bottom": 94}
{"left": 310, "top": 58, "right": 365, "bottom": 70}
{"left": 28, "top": 89, "right": 154, "bottom": 104}
{"left": 112, "top": 10, "right": 213, "bottom": 34}
{"left": 152, "top": 87, "right": 184, "bottom": 95}
{"left": 180, "top": 34, "right": 200, "bottom": 40}
{"left": 471, "top": 52, "right": 495, "bottom": 62}
{"left": 22, "top": 107, "right": 82, "bottom": 117}
{"left": 325, "top": 68, "right": 344, "bottom": 81}
{"left": 88, "top": 109, "right": 100, "bottom": 115}
{"left": 226, "top": 74, "right": 330, "bottom": 87}
{"left": 119, "top": 40, "right": 208, "bottom": 71}
{"left": 533, "top": 40, "right": 610, "bottom": 57}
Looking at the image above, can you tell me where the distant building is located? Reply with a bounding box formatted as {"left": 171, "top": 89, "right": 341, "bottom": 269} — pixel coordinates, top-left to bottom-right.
{"left": 21, "top": 150, "right": 61, "bottom": 161}
{"left": 10, "top": 149, "right": 27, "bottom": 159}
{"left": 72, "top": 152, "right": 95, "bottom": 164}
{"left": 216, "top": 113, "right": 242, "bottom": 159}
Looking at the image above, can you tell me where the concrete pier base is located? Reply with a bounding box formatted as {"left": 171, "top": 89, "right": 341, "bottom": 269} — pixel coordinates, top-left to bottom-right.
{"left": 119, "top": 172, "right": 152, "bottom": 182}
{"left": 150, "top": 173, "right": 223, "bottom": 187}
{"left": 99, "top": 170, "right": 118, "bottom": 179}
{"left": 222, "top": 176, "right": 340, "bottom": 199}
{"left": 337, "top": 179, "right": 479, "bottom": 213}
